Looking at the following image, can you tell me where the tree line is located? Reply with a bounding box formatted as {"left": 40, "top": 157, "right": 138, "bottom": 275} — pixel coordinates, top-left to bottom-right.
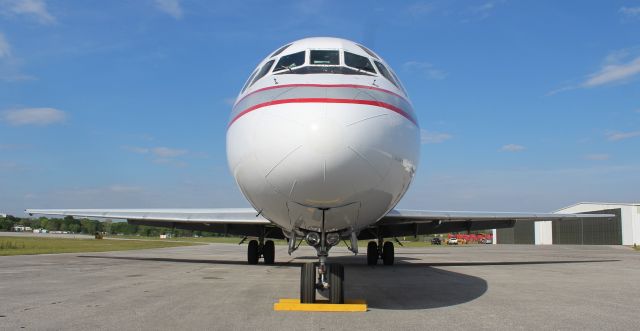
{"left": 0, "top": 215, "right": 220, "bottom": 237}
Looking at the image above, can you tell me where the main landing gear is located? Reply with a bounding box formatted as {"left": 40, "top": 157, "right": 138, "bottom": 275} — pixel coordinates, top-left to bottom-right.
{"left": 247, "top": 239, "right": 275, "bottom": 265}
{"left": 366, "top": 238, "right": 395, "bottom": 266}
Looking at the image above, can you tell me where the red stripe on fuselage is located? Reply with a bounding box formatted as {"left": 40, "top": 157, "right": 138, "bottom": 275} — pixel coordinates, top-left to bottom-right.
{"left": 235, "top": 83, "right": 409, "bottom": 106}
{"left": 228, "top": 98, "right": 417, "bottom": 127}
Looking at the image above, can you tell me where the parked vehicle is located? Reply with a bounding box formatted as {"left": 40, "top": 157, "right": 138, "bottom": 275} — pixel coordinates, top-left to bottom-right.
{"left": 431, "top": 237, "right": 441, "bottom": 245}
{"left": 447, "top": 237, "right": 458, "bottom": 245}
{"left": 480, "top": 238, "right": 493, "bottom": 244}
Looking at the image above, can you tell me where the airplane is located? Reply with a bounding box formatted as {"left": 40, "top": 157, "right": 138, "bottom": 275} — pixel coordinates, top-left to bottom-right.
{"left": 27, "top": 37, "right": 611, "bottom": 305}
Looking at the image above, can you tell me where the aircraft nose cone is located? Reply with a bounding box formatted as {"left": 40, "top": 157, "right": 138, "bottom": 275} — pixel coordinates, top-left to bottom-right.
{"left": 252, "top": 105, "right": 393, "bottom": 208}
{"left": 305, "top": 117, "right": 346, "bottom": 155}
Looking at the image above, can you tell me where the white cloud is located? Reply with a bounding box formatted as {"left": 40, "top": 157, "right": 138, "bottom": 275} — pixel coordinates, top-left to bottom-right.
{"left": 549, "top": 48, "right": 640, "bottom": 94}
{"left": 108, "top": 185, "right": 142, "bottom": 193}
{"left": 124, "top": 145, "right": 189, "bottom": 165}
{"left": 123, "top": 146, "right": 150, "bottom": 154}
{"left": 582, "top": 56, "right": 640, "bottom": 87}
{"left": 500, "top": 144, "right": 525, "bottom": 152}
{"left": 0, "top": 143, "right": 29, "bottom": 150}
{"left": 0, "top": 0, "right": 56, "bottom": 24}
{"left": 606, "top": 131, "right": 640, "bottom": 141}
{"left": 584, "top": 154, "right": 610, "bottom": 161}
{"left": 620, "top": 6, "right": 640, "bottom": 18}
{"left": 403, "top": 61, "right": 447, "bottom": 80}
{"left": 545, "top": 85, "right": 576, "bottom": 96}
{"left": 464, "top": 1, "right": 503, "bottom": 21}
{"left": 152, "top": 146, "right": 187, "bottom": 158}
{"left": 153, "top": 158, "right": 188, "bottom": 167}
{"left": 153, "top": 0, "right": 183, "bottom": 19}
{"left": 407, "top": 2, "right": 435, "bottom": 17}
{"left": 420, "top": 129, "right": 453, "bottom": 144}
{"left": 0, "top": 32, "right": 10, "bottom": 58}
{"left": 0, "top": 31, "right": 36, "bottom": 82}
{"left": 2, "top": 107, "right": 66, "bottom": 126}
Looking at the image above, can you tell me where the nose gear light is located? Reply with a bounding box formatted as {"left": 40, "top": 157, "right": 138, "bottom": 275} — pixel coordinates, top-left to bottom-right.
{"left": 326, "top": 232, "right": 340, "bottom": 246}
{"left": 305, "top": 232, "right": 321, "bottom": 246}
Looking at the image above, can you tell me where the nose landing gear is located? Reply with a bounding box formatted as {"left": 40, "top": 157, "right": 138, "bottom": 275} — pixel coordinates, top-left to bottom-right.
{"left": 299, "top": 208, "right": 345, "bottom": 304}
{"left": 300, "top": 262, "right": 345, "bottom": 304}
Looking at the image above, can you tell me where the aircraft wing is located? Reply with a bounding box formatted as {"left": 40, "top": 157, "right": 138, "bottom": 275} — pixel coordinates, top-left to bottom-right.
{"left": 381, "top": 209, "right": 613, "bottom": 223}
{"left": 25, "top": 208, "right": 280, "bottom": 238}
{"left": 26, "top": 208, "right": 271, "bottom": 224}
{"left": 359, "top": 209, "right": 615, "bottom": 239}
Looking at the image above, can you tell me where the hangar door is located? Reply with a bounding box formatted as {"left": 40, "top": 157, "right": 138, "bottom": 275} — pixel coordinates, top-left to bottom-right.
{"left": 496, "top": 221, "right": 535, "bottom": 244}
{"left": 552, "top": 208, "right": 622, "bottom": 245}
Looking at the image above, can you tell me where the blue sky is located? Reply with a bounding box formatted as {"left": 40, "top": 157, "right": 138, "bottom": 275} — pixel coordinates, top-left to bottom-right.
{"left": 1, "top": 0, "right": 639, "bottom": 216}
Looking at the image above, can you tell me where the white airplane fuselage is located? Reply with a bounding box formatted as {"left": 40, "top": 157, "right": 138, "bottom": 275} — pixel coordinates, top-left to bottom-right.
{"left": 226, "top": 37, "right": 420, "bottom": 237}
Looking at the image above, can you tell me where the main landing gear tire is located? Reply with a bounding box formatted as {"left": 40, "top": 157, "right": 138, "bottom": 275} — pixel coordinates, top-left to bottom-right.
{"left": 328, "top": 264, "right": 345, "bottom": 304}
{"left": 247, "top": 240, "right": 259, "bottom": 265}
{"left": 382, "top": 241, "right": 395, "bottom": 265}
{"left": 300, "top": 263, "right": 316, "bottom": 304}
{"left": 263, "top": 240, "right": 275, "bottom": 265}
{"left": 367, "top": 241, "right": 378, "bottom": 265}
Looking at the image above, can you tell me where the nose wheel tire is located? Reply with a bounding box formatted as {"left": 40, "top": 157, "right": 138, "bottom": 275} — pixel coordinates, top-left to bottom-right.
{"left": 328, "top": 263, "right": 345, "bottom": 304}
{"left": 382, "top": 241, "right": 394, "bottom": 265}
{"left": 366, "top": 241, "right": 378, "bottom": 265}
{"left": 300, "top": 263, "right": 316, "bottom": 304}
{"left": 247, "top": 240, "right": 259, "bottom": 264}
{"left": 263, "top": 240, "right": 275, "bottom": 264}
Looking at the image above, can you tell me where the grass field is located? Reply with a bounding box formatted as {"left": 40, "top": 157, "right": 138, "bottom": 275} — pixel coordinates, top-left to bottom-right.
{"left": 0, "top": 236, "right": 198, "bottom": 256}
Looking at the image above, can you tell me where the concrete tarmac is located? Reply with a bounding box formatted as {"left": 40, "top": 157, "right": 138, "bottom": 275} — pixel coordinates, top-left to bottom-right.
{"left": 0, "top": 243, "right": 638, "bottom": 330}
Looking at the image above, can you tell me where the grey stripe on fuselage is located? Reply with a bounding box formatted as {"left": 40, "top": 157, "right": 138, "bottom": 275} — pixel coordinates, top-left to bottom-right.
{"left": 230, "top": 85, "right": 416, "bottom": 123}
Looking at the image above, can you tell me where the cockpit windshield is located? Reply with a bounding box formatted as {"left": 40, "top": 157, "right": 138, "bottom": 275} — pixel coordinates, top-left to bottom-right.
{"left": 274, "top": 51, "right": 305, "bottom": 72}
{"left": 310, "top": 50, "right": 339, "bottom": 65}
{"left": 244, "top": 48, "right": 404, "bottom": 92}
{"left": 344, "top": 51, "right": 375, "bottom": 73}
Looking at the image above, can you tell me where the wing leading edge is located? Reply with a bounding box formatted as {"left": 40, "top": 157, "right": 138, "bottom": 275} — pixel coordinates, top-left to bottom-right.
{"left": 357, "top": 209, "right": 615, "bottom": 240}
{"left": 25, "top": 208, "right": 271, "bottom": 225}
{"left": 26, "top": 208, "right": 280, "bottom": 239}
{"left": 381, "top": 209, "right": 614, "bottom": 224}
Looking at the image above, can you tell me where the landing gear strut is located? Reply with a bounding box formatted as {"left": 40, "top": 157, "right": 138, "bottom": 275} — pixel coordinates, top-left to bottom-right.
{"left": 366, "top": 239, "right": 395, "bottom": 266}
{"left": 299, "top": 208, "right": 345, "bottom": 304}
{"left": 246, "top": 238, "right": 275, "bottom": 265}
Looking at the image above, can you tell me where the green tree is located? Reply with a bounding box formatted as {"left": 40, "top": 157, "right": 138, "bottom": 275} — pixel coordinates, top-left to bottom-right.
{"left": 39, "top": 217, "right": 49, "bottom": 230}
{"left": 0, "top": 217, "right": 14, "bottom": 231}
{"left": 101, "top": 220, "right": 112, "bottom": 234}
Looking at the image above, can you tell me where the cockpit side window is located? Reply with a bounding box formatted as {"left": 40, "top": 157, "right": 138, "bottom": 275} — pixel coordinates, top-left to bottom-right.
{"left": 344, "top": 51, "right": 375, "bottom": 73}
{"left": 270, "top": 43, "right": 291, "bottom": 58}
{"left": 240, "top": 69, "right": 259, "bottom": 93}
{"left": 389, "top": 69, "right": 408, "bottom": 95}
{"left": 251, "top": 59, "right": 275, "bottom": 86}
{"left": 274, "top": 51, "right": 306, "bottom": 72}
{"left": 374, "top": 60, "right": 399, "bottom": 87}
{"left": 310, "top": 50, "right": 339, "bottom": 65}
